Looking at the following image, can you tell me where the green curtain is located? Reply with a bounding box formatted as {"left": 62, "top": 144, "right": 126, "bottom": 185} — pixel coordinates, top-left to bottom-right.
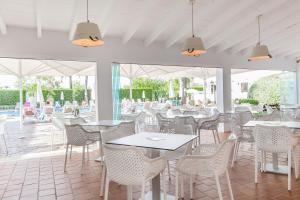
{"left": 112, "top": 63, "right": 121, "bottom": 120}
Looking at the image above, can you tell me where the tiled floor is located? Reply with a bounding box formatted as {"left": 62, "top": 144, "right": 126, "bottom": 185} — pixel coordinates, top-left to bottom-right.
{"left": 0, "top": 120, "right": 300, "bottom": 199}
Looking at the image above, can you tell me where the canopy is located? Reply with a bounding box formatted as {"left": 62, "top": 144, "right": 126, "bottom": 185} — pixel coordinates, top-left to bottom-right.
{"left": 0, "top": 58, "right": 96, "bottom": 77}
{"left": 119, "top": 64, "right": 248, "bottom": 79}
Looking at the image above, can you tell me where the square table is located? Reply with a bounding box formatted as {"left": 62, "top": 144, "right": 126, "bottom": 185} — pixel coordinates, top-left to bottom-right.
{"left": 107, "top": 132, "right": 198, "bottom": 200}
{"left": 244, "top": 120, "right": 300, "bottom": 174}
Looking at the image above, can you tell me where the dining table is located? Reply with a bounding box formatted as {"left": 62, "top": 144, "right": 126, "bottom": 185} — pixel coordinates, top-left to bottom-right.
{"left": 244, "top": 120, "right": 300, "bottom": 174}
{"left": 107, "top": 131, "right": 198, "bottom": 200}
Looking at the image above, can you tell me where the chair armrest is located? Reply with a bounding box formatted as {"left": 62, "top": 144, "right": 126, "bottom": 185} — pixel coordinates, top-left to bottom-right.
{"left": 145, "top": 156, "right": 167, "bottom": 176}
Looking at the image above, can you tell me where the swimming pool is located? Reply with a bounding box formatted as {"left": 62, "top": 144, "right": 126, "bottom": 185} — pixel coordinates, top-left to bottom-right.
{"left": 0, "top": 110, "right": 19, "bottom": 117}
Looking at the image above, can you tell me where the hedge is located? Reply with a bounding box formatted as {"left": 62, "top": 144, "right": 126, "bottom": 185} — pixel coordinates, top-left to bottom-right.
{"left": 0, "top": 89, "right": 91, "bottom": 106}
{"left": 235, "top": 98, "right": 259, "bottom": 105}
{"left": 120, "top": 88, "right": 153, "bottom": 100}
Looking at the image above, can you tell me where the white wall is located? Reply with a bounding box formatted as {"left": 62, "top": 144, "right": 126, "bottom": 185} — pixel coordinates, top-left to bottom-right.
{"left": 0, "top": 26, "right": 297, "bottom": 119}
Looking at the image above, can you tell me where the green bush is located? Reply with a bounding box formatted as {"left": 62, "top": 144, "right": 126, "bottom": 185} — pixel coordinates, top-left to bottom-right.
{"left": 120, "top": 88, "right": 153, "bottom": 100}
{"left": 0, "top": 89, "right": 91, "bottom": 106}
{"left": 235, "top": 98, "right": 259, "bottom": 105}
{"left": 0, "top": 90, "right": 26, "bottom": 106}
{"left": 190, "top": 86, "right": 204, "bottom": 91}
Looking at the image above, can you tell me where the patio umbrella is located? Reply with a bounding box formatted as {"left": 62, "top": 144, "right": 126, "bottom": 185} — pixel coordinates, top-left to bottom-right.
{"left": 36, "top": 80, "right": 44, "bottom": 104}
{"left": 60, "top": 91, "right": 64, "bottom": 106}
{"left": 169, "top": 80, "right": 175, "bottom": 98}
{"left": 142, "top": 90, "right": 145, "bottom": 99}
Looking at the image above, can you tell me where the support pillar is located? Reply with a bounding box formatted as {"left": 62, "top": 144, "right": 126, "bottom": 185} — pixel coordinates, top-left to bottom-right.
{"left": 95, "top": 60, "right": 113, "bottom": 120}
{"left": 19, "top": 59, "right": 23, "bottom": 127}
{"left": 216, "top": 67, "right": 232, "bottom": 113}
{"left": 297, "top": 65, "right": 300, "bottom": 104}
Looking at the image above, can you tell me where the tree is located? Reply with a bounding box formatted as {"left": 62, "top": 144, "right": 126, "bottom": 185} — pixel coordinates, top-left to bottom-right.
{"left": 248, "top": 74, "right": 281, "bottom": 104}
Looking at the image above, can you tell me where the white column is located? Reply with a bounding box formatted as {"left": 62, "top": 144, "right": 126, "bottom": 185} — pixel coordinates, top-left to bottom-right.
{"left": 95, "top": 60, "right": 113, "bottom": 120}
{"left": 203, "top": 78, "right": 207, "bottom": 105}
{"left": 216, "top": 67, "right": 232, "bottom": 113}
{"left": 19, "top": 59, "right": 23, "bottom": 126}
{"left": 297, "top": 65, "right": 300, "bottom": 104}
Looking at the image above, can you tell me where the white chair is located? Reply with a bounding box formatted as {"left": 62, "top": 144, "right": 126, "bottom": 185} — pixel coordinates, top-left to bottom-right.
{"left": 183, "top": 110, "right": 199, "bottom": 116}
{"left": 234, "top": 106, "right": 250, "bottom": 112}
{"left": 175, "top": 139, "right": 235, "bottom": 200}
{"left": 99, "top": 121, "right": 136, "bottom": 196}
{"left": 64, "top": 124, "right": 99, "bottom": 173}
{"left": 253, "top": 125, "right": 297, "bottom": 190}
{"left": 51, "top": 113, "right": 66, "bottom": 150}
{"left": 103, "top": 144, "right": 167, "bottom": 200}
{"left": 156, "top": 112, "right": 174, "bottom": 133}
{"left": 0, "top": 116, "right": 8, "bottom": 155}
{"left": 171, "top": 109, "right": 181, "bottom": 115}
{"left": 198, "top": 116, "right": 220, "bottom": 144}
{"left": 135, "top": 111, "right": 147, "bottom": 132}
{"left": 231, "top": 112, "right": 255, "bottom": 167}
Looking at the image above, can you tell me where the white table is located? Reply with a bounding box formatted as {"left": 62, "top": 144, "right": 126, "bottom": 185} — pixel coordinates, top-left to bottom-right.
{"left": 244, "top": 120, "right": 300, "bottom": 174}
{"left": 165, "top": 113, "right": 209, "bottom": 120}
{"left": 81, "top": 120, "right": 130, "bottom": 128}
{"left": 107, "top": 132, "right": 198, "bottom": 200}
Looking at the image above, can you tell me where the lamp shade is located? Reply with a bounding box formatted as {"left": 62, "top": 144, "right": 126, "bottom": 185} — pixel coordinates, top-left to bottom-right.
{"left": 182, "top": 36, "right": 206, "bottom": 56}
{"left": 248, "top": 44, "right": 272, "bottom": 61}
{"left": 72, "top": 22, "right": 104, "bottom": 47}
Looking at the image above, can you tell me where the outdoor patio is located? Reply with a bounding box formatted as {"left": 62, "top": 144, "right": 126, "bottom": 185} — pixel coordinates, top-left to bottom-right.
{"left": 0, "top": 122, "right": 299, "bottom": 200}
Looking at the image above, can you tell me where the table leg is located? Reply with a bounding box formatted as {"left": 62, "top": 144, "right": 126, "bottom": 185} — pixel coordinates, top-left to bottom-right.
{"left": 272, "top": 153, "right": 279, "bottom": 170}
{"left": 151, "top": 149, "right": 161, "bottom": 200}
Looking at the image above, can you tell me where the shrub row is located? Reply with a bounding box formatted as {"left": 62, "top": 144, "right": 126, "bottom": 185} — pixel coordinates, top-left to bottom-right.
{"left": 0, "top": 89, "right": 91, "bottom": 106}
{"left": 235, "top": 98, "right": 259, "bottom": 105}
{"left": 120, "top": 88, "right": 153, "bottom": 100}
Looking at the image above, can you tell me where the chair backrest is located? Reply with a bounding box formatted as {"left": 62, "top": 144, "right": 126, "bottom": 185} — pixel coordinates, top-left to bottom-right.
{"left": 295, "top": 109, "right": 300, "bottom": 120}
{"left": 104, "top": 144, "right": 147, "bottom": 185}
{"left": 183, "top": 110, "right": 199, "bottom": 116}
{"left": 234, "top": 111, "right": 253, "bottom": 126}
{"left": 65, "top": 117, "right": 87, "bottom": 125}
{"left": 101, "top": 121, "right": 135, "bottom": 143}
{"left": 64, "top": 124, "right": 88, "bottom": 146}
{"left": 235, "top": 106, "right": 250, "bottom": 112}
{"left": 174, "top": 116, "right": 195, "bottom": 135}
{"left": 171, "top": 109, "right": 181, "bottom": 115}
{"left": 177, "top": 139, "right": 235, "bottom": 176}
{"left": 199, "top": 117, "right": 219, "bottom": 130}
{"left": 254, "top": 125, "right": 294, "bottom": 153}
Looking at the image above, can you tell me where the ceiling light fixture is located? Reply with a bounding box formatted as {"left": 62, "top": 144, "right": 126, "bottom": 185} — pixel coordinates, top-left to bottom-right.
{"left": 72, "top": 0, "right": 104, "bottom": 47}
{"left": 182, "top": 0, "right": 206, "bottom": 56}
{"left": 248, "top": 15, "right": 271, "bottom": 61}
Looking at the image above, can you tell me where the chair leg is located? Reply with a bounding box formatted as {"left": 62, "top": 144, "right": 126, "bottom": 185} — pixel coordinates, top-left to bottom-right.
{"left": 99, "top": 165, "right": 106, "bottom": 197}
{"left": 215, "top": 129, "right": 220, "bottom": 143}
{"left": 162, "top": 171, "right": 167, "bottom": 200}
{"left": 167, "top": 161, "right": 171, "bottom": 181}
{"left": 2, "top": 134, "right": 8, "bottom": 155}
{"left": 87, "top": 144, "right": 89, "bottom": 161}
{"left": 226, "top": 170, "right": 234, "bottom": 200}
{"left": 69, "top": 145, "right": 72, "bottom": 158}
{"left": 231, "top": 141, "right": 237, "bottom": 168}
{"left": 212, "top": 130, "right": 217, "bottom": 143}
{"left": 180, "top": 175, "right": 184, "bottom": 199}
{"left": 214, "top": 172, "right": 223, "bottom": 200}
{"left": 254, "top": 147, "right": 258, "bottom": 184}
{"left": 141, "top": 181, "right": 145, "bottom": 200}
{"left": 64, "top": 144, "right": 69, "bottom": 172}
{"left": 288, "top": 150, "right": 292, "bottom": 191}
{"left": 81, "top": 146, "right": 85, "bottom": 174}
{"left": 104, "top": 178, "right": 110, "bottom": 200}
{"left": 189, "top": 176, "right": 193, "bottom": 199}
{"left": 175, "top": 171, "right": 179, "bottom": 200}
{"left": 127, "top": 186, "right": 133, "bottom": 200}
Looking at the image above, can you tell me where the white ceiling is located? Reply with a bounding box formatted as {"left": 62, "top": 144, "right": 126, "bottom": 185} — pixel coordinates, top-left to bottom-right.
{"left": 1, "top": 0, "right": 300, "bottom": 59}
